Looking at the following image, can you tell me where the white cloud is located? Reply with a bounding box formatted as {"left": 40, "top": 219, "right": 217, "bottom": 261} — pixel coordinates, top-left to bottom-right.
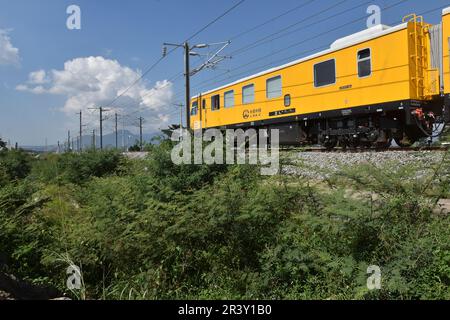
{"left": 17, "top": 56, "right": 175, "bottom": 128}
{"left": 0, "top": 29, "right": 20, "bottom": 66}
{"left": 28, "top": 70, "right": 49, "bottom": 84}
{"left": 16, "top": 84, "right": 46, "bottom": 94}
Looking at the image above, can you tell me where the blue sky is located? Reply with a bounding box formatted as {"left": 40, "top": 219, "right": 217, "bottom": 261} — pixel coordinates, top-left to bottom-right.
{"left": 0, "top": 0, "right": 449, "bottom": 146}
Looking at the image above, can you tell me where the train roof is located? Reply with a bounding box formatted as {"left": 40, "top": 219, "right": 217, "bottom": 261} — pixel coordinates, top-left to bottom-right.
{"left": 192, "top": 22, "right": 408, "bottom": 99}
{"left": 444, "top": 7, "right": 450, "bottom": 15}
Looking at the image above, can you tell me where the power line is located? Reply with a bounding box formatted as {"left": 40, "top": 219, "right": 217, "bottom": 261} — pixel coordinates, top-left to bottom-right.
{"left": 229, "top": 0, "right": 316, "bottom": 41}
{"left": 101, "top": 0, "right": 246, "bottom": 112}
{"left": 94, "top": 1, "right": 247, "bottom": 132}
{"left": 88, "top": 107, "right": 111, "bottom": 150}
{"left": 188, "top": 0, "right": 409, "bottom": 95}
{"left": 230, "top": 0, "right": 350, "bottom": 56}
{"left": 180, "top": 2, "right": 449, "bottom": 110}
{"left": 101, "top": 0, "right": 325, "bottom": 124}
{"left": 186, "top": 0, "right": 246, "bottom": 42}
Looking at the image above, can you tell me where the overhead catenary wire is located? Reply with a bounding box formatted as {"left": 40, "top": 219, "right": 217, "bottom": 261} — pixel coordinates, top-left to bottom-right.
{"left": 187, "top": 0, "right": 410, "bottom": 96}
{"left": 172, "top": 1, "right": 447, "bottom": 109}
{"left": 101, "top": 0, "right": 246, "bottom": 111}
{"left": 90, "top": 0, "right": 447, "bottom": 137}
{"left": 121, "top": 0, "right": 361, "bottom": 120}
{"left": 177, "top": 0, "right": 355, "bottom": 97}
{"left": 229, "top": 0, "right": 351, "bottom": 56}
{"left": 75, "top": 0, "right": 246, "bottom": 140}
{"left": 228, "top": 0, "right": 316, "bottom": 41}
{"left": 92, "top": 0, "right": 247, "bottom": 134}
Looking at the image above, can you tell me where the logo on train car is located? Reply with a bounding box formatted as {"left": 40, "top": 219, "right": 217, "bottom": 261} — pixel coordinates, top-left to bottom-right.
{"left": 243, "top": 108, "right": 262, "bottom": 120}
{"left": 269, "top": 108, "right": 296, "bottom": 117}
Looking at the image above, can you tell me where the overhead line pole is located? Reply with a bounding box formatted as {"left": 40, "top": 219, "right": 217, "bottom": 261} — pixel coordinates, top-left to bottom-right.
{"left": 76, "top": 110, "right": 83, "bottom": 152}
{"left": 100, "top": 108, "right": 103, "bottom": 150}
{"left": 115, "top": 113, "right": 118, "bottom": 149}
{"left": 163, "top": 41, "right": 230, "bottom": 131}
{"left": 184, "top": 42, "right": 191, "bottom": 130}
{"left": 88, "top": 107, "right": 110, "bottom": 150}
{"left": 139, "top": 116, "right": 144, "bottom": 151}
{"left": 67, "top": 130, "right": 71, "bottom": 152}
{"left": 92, "top": 129, "right": 96, "bottom": 150}
{"left": 164, "top": 42, "right": 192, "bottom": 130}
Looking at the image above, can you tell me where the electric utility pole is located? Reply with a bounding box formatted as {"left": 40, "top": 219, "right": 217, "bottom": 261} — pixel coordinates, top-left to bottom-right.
{"left": 76, "top": 110, "right": 83, "bottom": 152}
{"left": 184, "top": 42, "right": 190, "bottom": 130}
{"left": 89, "top": 107, "right": 110, "bottom": 150}
{"left": 67, "top": 130, "right": 71, "bottom": 152}
{"left": 139, "top": 116, "right": 144, "bottom": 151}
{"left": 162, "top": 41, "right": 230, "bottom": 130}
{"left": 115, "top": 113, "right": 118, "bottom": 149}
{"left": 92, "top": 129, "right": 96, "bottom": 150}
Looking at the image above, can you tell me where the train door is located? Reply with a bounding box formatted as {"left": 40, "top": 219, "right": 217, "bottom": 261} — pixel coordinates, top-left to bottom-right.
{"left": 200, "top": 95, "right": 207, "bottom": 130}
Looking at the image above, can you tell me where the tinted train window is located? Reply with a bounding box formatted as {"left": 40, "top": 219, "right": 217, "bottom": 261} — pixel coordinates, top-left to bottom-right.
{"left": 314, "top": 59, "right": 336, "bottom": 87}
{"left": 284, "top": 94, "right": 291, "bottom": 107}
{"left": 358, "top": 49, "right": 371, "bottom": 78}
{"left": 242, "top": 84, "right": 255, "bottom": 104}
{"left": 267, "top": 75, "right": 282, "bottom": 99}
{"left": 202, "top": 99, "right": 206, "bottom": 109}
{"left": 191, "top": 101, "right": 198, "bottom": 116}
{"left": 211, "top": 95, "right": 220, "bottom": 111}
{"left": 224, "top": 90, "right": 235, "bottom": 108}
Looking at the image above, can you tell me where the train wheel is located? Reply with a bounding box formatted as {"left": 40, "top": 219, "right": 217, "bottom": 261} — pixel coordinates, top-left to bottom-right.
{"left": 347, "top": 135, "right": 360, "bottom": 150}
{"left": 323, "top": 137, "right": 337, "bottom": 150}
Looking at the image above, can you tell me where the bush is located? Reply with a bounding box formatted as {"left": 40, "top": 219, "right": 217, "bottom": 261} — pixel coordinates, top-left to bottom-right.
{"left": 0, "top": 149, "right": 32, "bottom": 184}
{"left": 1, "top": 141, "right": 449, "bottom": 300}
{"left": 56, "top": 150, "right": 124, "bottom": 184}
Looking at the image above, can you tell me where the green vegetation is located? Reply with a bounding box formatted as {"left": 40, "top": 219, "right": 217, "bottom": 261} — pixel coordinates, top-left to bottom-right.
{"left": 0, "top": 138, "right": 449, "bottom": 299}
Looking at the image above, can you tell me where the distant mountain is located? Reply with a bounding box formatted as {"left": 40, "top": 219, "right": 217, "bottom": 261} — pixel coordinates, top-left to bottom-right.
{"left": 22, "top": 130, "right": 164, "bottom": 153}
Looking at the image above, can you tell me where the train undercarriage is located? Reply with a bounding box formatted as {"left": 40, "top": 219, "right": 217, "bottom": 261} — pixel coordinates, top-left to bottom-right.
{"left": 229, "top": 98, "right": 450, "bottom": 150}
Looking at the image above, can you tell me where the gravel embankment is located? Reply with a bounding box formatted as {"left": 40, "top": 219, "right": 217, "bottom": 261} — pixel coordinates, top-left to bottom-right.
{"left": 283, "top": 150, "right": 447, "bottom": 180}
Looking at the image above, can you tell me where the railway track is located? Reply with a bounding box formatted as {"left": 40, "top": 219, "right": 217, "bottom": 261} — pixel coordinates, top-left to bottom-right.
{"left": 283, "top": 146, "right": 450, "bottom": 153}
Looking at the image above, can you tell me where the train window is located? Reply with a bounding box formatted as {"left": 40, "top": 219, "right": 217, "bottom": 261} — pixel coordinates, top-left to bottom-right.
{"left": 267, "top": 75, "right": 282, "bottom": 99}
{"left": 191, "top": 101, "right": 198, "bottom": 116}
{"left": 314, "top": 59, "right": 336, "bottom": 87}
{"left": 242, "top": 84, "right": 255, "bottom": 104}
{"left": 284, "top": 94, "right": 291, "bottom": 107}
{"left": 202, "top": 99, "right": 206, "bottom": 110}
{"left": 224, "top": 90, "right": 235, "bottom": 108}
{"left": 357, "top": 48, "right": 371, "bottom": 78}
{"left": 211, "top": 95, "right": 220, "bottom": 111}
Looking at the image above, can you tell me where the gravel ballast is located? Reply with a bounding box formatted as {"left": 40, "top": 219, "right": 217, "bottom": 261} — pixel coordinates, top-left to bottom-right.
{"left": 283, "top": 150, "right": 447, "bottom": 179}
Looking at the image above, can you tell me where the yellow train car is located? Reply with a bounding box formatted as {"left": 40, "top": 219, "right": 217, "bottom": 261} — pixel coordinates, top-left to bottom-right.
{"left": 444, "top": 8, "right": 450, "bottom": 97}
{"left": 190, "top": 11, "right": 449, "bottom": 148}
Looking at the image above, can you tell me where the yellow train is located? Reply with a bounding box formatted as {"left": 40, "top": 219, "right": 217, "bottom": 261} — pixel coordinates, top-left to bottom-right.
{"left": 189, "top": 9, "right": 450, "bottom": 148}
